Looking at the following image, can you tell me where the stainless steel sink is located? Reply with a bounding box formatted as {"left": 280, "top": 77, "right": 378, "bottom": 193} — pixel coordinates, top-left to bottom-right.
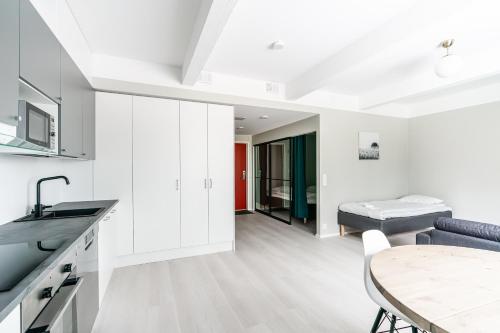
{"left": 15, "top": 207, "right": 105, "bottom": 222}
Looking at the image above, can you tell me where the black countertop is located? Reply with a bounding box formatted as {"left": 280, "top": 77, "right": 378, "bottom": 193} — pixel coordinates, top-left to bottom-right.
{"left": 0, "top": 200, "right": 118, "bottom": 323}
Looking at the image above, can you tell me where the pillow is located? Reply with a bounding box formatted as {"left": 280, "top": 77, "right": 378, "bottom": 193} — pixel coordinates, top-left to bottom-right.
{"left": 399, "top": 194, "right": 443, "bottom": 204}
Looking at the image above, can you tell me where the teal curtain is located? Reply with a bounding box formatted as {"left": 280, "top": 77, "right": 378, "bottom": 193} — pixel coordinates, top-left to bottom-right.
{"left": 292, "top": 135, "right": 308, "bottom": 219}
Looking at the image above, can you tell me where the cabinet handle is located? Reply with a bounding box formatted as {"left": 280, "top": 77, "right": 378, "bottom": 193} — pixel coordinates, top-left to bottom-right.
{"left": 209, "top": 178, "right": 213, "bottom": 189}
{"left": 81, "top": 153, "right": 86, "bottom": 156}
{"left": 61, "top": 148, "right": 66, "bottom": 152}
{"left": 11, "top": 115, "right": 22, "bottom": 123}
{"left": 204, "top": 179, "right": 207, "bottom": 189}
{"left": 111, "top": 209, "right": 116, "bottom": 214}
{"left": 176, "top": 179, "right": 180, "bottom": 191}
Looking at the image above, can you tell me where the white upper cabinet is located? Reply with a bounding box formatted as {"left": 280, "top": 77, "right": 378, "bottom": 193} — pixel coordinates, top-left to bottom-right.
{"left": 94, "top": 92, "right": 134, "bottom": 256}
{"left": 180, "top": 101, "right": 209, "bottom": 247}
{"left": 208, "top": 104, "right": 235, "bottom": 244}
{"left": 133, "top": 96, "right": 181, "bottom": 253}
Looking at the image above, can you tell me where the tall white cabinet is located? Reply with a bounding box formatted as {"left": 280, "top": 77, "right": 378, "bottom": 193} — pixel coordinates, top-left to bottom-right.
{"left": 208, "top": 104, "right": 235, "bottom": 244}
{"left": 180, "top": 101, "right": 209, "bottom": 247}
{"left": 94, "top": 93, "right": 134, "bottom": 256}
{"left": 94, "top": 92, "right": 234, "bottom": 266}
{"left": 133, "top": 96, "right": 181, "bottom": 253}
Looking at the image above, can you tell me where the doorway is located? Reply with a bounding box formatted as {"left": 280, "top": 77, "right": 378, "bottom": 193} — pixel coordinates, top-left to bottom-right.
{"left": 235, "top": 143, "right": 247, "bottom": 211}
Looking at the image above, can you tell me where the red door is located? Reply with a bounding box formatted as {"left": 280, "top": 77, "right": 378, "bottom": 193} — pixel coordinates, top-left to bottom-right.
{"left": 235, "top": 143, "right": 247, "bottom": 210}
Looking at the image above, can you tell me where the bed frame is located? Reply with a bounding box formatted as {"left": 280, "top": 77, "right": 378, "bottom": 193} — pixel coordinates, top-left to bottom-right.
{"left": 338, "top": 210, "right": 452, "bottom": 236}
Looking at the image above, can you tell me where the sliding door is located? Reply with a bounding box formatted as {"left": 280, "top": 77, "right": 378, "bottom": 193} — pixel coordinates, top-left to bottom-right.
{"left": 269, "top": 139, "right": 291, "bottom": 223}
{"left": 255, "top": 144, "right": 269, "bottom": 212}
{"left": 254, "top": 138, "right": 292, "bottom": 224}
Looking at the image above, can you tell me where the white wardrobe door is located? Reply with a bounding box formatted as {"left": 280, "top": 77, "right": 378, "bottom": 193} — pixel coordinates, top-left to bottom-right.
{"left": 208, "top": 104, "right": 235, "bottom": 244}
{"left": 94, "top": 92, "right": 134, "bottom": 256}
{"left": 133, "top": 96, "right": 180, "bottom": 253}
{"left": 180, "top": 101, "right": 209, "bottom": 247}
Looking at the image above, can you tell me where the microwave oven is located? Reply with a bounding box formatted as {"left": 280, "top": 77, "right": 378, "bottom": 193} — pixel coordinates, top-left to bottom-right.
{"left": 17, "top": 100, "right": 56, "bottom": 153}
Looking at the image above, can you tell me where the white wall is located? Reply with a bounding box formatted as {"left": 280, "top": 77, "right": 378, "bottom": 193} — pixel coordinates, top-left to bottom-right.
{"left": 0, "top": 156, "right": 93, "bottom": 224}
{"left": 235, "top": 135, "right": 253, "bottom": 211}
{"left": 409, "top": 102, "right": 500, "bottom": 224}
{"left": 252, "top": 113, "right": 408, "bottom": 237}
{"left": 319, "top": 111, "right": 408, "bottom": 236}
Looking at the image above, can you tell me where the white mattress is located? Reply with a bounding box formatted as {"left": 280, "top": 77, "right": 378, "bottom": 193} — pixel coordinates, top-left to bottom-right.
{"left": 339, "top": 200, "right": 451, "bottom": 220}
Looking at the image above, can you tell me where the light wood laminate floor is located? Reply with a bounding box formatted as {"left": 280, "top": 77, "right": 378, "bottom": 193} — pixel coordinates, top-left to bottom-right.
{"left": 93, "top": 213, "right": 415, "bottom": 333}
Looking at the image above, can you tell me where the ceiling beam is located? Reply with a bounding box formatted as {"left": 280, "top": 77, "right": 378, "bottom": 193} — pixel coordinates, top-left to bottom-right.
{"left": 182, "top": 0, "right": 238, "bottom": 85}
{"left": 285, "top": 0, "right": 468, "bottom": 100}
{"left": 361, "top": 63, "right": 500, "bottom": 109}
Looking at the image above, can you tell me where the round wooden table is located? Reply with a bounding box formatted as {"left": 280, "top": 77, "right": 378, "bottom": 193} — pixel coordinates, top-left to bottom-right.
{"left": 370, "top": 245, "right": 500, "bottom": 333}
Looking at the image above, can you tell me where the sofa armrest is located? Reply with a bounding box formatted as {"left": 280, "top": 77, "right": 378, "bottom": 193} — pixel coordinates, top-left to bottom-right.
{"left": 416, "top": 230, "right": 432, "bottom": 244}
{"left": 435, "top": 217, "right": 500, "bottom": 242}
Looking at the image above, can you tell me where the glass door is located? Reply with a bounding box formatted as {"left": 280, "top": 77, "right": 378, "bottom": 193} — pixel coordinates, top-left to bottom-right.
{"left": 254, "top": 144, "right": 269, "bottom": 212}
{"left": 269, "top": 139, "right": 291, "bottom": 223}
{"left": 254, "top": 138, "right": 292, "bottom": 224}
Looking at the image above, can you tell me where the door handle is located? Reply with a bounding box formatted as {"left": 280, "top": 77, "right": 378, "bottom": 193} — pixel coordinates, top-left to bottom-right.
{"left": 242, "top": 170, "right": 246, "bottom": 180}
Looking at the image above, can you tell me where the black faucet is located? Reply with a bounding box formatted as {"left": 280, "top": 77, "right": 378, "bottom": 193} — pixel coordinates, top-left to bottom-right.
{"left": 34, "top": 176, "right": 70, "bottom": 217}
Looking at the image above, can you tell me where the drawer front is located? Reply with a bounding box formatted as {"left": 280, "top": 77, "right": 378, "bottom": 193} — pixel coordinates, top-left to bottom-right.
{"left": 21, "top": 247, "right": 77, "bottom": 331}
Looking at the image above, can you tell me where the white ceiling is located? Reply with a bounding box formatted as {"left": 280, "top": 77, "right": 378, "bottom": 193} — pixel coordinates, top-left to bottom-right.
{"left": 234, "top": 106, "right": 314, "bottom": 135}
{"left": 65, "top": 0, "right": 500, "bottom": 117}
{"left": 205, "top": 0, "right": 417, "bottom": 83}
{"left": 67, "top": 0, "right": 201, "bottom": 65}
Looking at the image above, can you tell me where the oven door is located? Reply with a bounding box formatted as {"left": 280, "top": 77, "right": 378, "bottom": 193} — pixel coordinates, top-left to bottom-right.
{"left": 26, "top": 277, "right": 83, "bottom": 333}
{"left": 17, "top": 100, "right": 55, "bottom": 150}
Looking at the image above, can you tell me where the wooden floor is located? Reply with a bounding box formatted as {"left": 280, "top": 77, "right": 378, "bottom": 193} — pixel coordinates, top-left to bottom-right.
{"left": 93, "top": 213, "right": 415, "bottom": 333}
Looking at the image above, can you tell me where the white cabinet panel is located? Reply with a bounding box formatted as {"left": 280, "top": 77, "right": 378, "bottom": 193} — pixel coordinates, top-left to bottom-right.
{"left": 180, "top": 101, "right": 209, "bottom": 247}
{"left": 133, "top": 96, "right": 181, "bottom": 253}
{"left": 94, "top": 92, "right": 134, "bottom": 256}
{"left": 208, "top": 104, "right": 235, "bottom": 244}
{"left": 0, "top": 305, "right": 20, "bottom": 333}
{"left": 98, "top": 206, "right": 117, "bottom": 305}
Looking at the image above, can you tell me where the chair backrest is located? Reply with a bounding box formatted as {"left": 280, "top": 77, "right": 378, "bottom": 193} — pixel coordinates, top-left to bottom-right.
{"left": 362, "top": 230, "right": 391, "bottom": 257}
{"left": 362, "top": 230, "right": 391, "bottom": 304}
{"left": 361, "top": 230, "right": 421, "bottom": 328}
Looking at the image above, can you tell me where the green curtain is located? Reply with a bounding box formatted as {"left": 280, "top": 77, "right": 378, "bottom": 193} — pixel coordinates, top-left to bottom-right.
{"left": 292, "top": 135, "right": 308, "bottom": 219}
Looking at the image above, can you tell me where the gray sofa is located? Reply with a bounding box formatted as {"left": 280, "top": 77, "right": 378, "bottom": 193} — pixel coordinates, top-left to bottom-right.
{"left": 416, "top": 217, "right": 500, "bottom": 252}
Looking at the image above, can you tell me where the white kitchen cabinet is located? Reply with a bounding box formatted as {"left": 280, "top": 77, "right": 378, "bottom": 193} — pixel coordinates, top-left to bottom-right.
{"left": 94, "top": 93, "right": 134, "bottom": 256}
{"left": 180, "top": 101, "right": 209, "bottom": 247}
{"left": 208, "top": 104, "right": 235, "bottom": 244}
{"left": 94, "top": 92, "right": 234, "bottom": 267}
{"left": 98, "top": 205, "right": 117, "bottom": 305}
{"left": 0, "top": 305, "right": 20, "bottom": 333}
{"left": 133, "top": 96, "right": 181, "bottom": 253}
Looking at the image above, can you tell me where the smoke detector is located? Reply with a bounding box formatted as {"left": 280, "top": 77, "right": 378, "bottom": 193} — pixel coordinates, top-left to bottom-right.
{"left": 269, "top": 40, "right": 285, "bottom": 50}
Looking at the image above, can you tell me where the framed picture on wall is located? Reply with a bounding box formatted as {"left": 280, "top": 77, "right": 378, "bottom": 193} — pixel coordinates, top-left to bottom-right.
{"left": 359, "top": 132, "right": 380, "bottom": 160}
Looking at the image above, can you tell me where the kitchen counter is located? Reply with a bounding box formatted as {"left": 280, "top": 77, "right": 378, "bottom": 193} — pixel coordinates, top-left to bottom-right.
{"left": 0, "top": 200, "right": 118, "bottom": 323}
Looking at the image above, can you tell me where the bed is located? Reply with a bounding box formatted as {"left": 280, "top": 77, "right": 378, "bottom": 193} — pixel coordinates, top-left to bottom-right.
{"left": 338, "top": 195, "right": 452, "bottom": 236}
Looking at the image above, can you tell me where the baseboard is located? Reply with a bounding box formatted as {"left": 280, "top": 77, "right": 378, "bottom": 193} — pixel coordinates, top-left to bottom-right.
{"left": 316, "top": 232, "right": 340, "bottom": 239}
{"left": 114, "top": 241, "right": 234, "bottom": 268}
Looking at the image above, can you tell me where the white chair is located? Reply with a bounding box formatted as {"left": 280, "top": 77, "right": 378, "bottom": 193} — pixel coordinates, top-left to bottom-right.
{"left": 362, "top": 230, "right": 420, "bottom": 333}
